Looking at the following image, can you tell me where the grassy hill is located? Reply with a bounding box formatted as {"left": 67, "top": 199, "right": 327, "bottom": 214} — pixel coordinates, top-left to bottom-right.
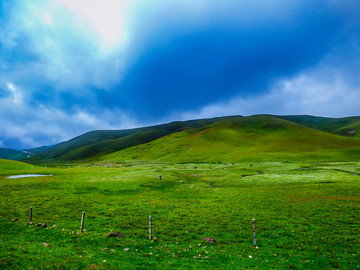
{"left": 279, "top": 115, "right": 360, "bottom": 138}
{"left": 101, "top": 115, "right": 360, "bottom": 163}
{"left": 0, "top": 158, "right": 33, "bottom": 170}
{"left": 24, "top": 115, "right": 360, "bottom": 164}
{"left": 0, "top": 148, "right": 29, "bottom": 161}
{"left": 25, "top": 117, "right": 226, "bottom": 163}
{"left": 25, "top": 145, "right": 53, "bottom": 155}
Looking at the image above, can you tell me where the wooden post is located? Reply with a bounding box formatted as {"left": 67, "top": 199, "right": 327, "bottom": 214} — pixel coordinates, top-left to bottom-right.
{"left": 80, "top": 211, "right": 85, "bottom": 232}
{"left": 149, "top": 215, "right": 152, "bottom": 240}
{"left": 29, "top": 206, "right": 33, "bottom": 224}
{"left": 252, "top": 218, "right": 256, "bottom": 246}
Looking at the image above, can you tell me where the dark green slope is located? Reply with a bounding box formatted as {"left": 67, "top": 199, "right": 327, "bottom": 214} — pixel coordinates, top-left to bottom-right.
{"left": 102, "top": 115, "right": 360, "bottom": 163}
{"left": 0, "top": 148, "right": 29, "bottom": 161}
{"left": 25, "top": 145, "right": 53, "bottom": 155}
{"left": 26, "top": 116, "right": 232, "bottom": 163}
{"left": 279, "top": 115, "right": 360, "bottom": 138}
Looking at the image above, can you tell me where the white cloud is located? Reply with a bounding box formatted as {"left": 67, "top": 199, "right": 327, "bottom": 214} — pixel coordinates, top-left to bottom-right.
{"left": 6, "top": 83, "right": 23, "bottom": 104}
{"left": 1, "top": 0, "right": 133, "bottom": 91}
{"left": 0, "top": 96, "right": 139, "bottom": 148}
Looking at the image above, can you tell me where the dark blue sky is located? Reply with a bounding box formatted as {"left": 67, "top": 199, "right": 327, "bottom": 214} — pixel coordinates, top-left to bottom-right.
{"left": 1, "top": 0, "right": 360, "bottom": 149}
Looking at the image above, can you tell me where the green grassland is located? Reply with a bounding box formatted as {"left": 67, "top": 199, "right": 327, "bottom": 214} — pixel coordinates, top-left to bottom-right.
{"left": 1, "top": 159, "right": 360, "bottom": 269}
{"left": 1, "top": 115, "right": 360, "bottom": 269}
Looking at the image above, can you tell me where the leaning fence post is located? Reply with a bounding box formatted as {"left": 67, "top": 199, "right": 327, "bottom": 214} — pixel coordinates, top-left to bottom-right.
{"left": 29, "top": 206, "right": 33, "bottom": 224}
{"left": 252, "top": 218, "right": 256, "bottom": 246}
{"left": 80, "top": 211, "right": 85, "bottom": 232}
{"left": 149, "top": 215, "right": 152, "bottom": 240}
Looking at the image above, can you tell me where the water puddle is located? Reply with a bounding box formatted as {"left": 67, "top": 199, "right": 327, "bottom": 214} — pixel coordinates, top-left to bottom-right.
{"left": 6, "top": 174, "right": 53, "bottom": 179}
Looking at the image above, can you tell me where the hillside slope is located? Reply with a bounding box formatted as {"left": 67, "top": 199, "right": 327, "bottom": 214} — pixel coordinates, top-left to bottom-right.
{"left": 0, "top": 148, "right": 29, "bottom": 161}
{"left": 23, "top": 114, "right": 360, "bottom": 164}
{"left": 279, "top": 115, "right": 360, "bottom": 138}
{"left": 26, "top": 117, "right": 227, "bottom": 163}
{"left": 101, "top": 115, "right": 360, "bottom": 163}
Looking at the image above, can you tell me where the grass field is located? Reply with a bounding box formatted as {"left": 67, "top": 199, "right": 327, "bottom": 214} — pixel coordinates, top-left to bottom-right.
{"left": 1, "top": 159, "right": 359, "bottom": 269}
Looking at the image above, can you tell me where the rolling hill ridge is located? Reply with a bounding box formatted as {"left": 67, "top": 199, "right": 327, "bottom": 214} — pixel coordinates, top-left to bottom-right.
{"left": 0, "top": 148, "right": 29, "bottom": 161}
{"left": 23, "top": 114, "right": 360, "bottom": 164}
{"left": 101, "top": 115, "right": 360, "bottom": 163}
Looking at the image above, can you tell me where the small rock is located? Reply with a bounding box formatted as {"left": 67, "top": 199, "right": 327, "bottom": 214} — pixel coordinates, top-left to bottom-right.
{"left": 43, "top": 242, "right": 50, "bottom": 248}
{"left": 53, "top": 224, "right": 57, "bottom": 228}
{"left": 102, "top": 260, "right": 106, "bottom": 263}
{"left": 204, "top": 237, "right": 216, "bottom": 245}
{"left": 123, "top": 248, "right": 130, "bottom": 252}
{"left": 152, "top": 237, "right": 158, "bottom": 242}
{"left": 117, "top": 234, "right": 125, "bottom": 239}
{"left": 41, "top": 223, "right": 47, "bottom": 228}
{"left": 12, "top": 218, "right": 18, "bottom": 221}
{"left": 179, "top": 181, "right": 184, "bottom": 183}
{"left": 106, "top": 232, "right": 119, "bottom": 237}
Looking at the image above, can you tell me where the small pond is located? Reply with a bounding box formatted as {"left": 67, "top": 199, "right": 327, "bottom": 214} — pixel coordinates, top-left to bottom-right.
{"left": 6, "top": 174, "right": 53, "bottom": 179}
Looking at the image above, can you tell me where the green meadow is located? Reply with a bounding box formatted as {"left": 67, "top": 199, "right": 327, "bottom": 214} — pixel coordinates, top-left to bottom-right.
{"left": 1, "top": 159, "right": 359, "bottom": 269}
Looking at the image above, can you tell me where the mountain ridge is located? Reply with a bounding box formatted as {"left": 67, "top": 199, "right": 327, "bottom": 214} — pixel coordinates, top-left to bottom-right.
{"left": 1, "top": 114, "right": 359, "bottom": 163}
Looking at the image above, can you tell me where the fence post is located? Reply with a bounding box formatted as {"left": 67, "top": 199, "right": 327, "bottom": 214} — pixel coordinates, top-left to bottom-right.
{"left": 81, "top": 211, "right": 85, "bottom": 232}
{"left": 29, "top": 206, "right": 33, "bottom": 224}
{"left": 149, "top": 215, "right": 152, "bottom": 240}
{"left": 253, "top": 218, "right": 256, "bottom": 246}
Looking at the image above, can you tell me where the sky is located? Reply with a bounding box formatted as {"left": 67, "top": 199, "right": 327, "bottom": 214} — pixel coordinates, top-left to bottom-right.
{"left": 0, "top": 0, "right": 360, "bottom": 149}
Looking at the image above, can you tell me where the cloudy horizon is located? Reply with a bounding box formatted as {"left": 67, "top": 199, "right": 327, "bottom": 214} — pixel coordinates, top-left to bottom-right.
{"left": 1, "top": 0, "right": 360, "bottom": 149}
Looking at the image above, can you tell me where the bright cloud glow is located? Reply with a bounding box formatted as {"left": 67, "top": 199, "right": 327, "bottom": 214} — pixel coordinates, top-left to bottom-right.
{"left": 55, "top": 0, "right": 130, "bottom": 51}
